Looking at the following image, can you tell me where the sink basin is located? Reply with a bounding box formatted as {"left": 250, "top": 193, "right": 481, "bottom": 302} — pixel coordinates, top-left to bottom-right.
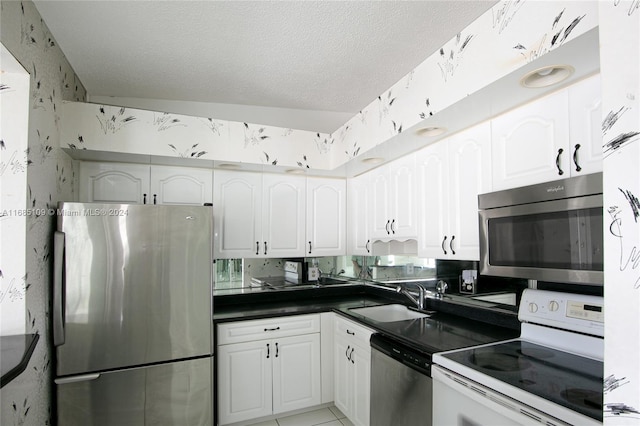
{"left": 350, "top": 304, "right": 431, "bottom": 322}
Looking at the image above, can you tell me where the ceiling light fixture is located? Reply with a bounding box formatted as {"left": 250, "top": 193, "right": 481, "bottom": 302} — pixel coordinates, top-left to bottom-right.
{"left": 415, "top": 126, "right": 447, "bottom": 137}
{"left": 285, "top": 168, "right": 306, "bottom": 174}
{"left": 217, "top": 163, "right": 240, "bottom": 169}
{"left": 520, "top": 65, "right": 574, "bottom": 88}
{"left": 361, "top": 157, "right": 385, "bottom": 165}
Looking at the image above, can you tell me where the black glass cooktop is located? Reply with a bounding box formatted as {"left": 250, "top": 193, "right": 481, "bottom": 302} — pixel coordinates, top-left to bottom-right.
{"left": 441, "top": 340, "right": 603, "bottom": 422}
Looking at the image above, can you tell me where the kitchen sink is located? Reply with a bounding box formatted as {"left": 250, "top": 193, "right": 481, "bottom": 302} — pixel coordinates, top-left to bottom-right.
{"left": 349, "top": 304, "right": 431, "bottom": 322}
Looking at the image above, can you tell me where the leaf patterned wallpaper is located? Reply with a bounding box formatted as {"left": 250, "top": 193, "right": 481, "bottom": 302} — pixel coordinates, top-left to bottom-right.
{"left": 1, "top": 1, "right": 87, "bottom": 425}
{"left": 599, "top": 2, "right": 640, "bottom": 423}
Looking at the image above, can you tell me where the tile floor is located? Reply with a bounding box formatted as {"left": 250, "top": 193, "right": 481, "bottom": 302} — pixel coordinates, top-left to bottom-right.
{"left": 249, "top": 406, "right": 354, "bottom": 426}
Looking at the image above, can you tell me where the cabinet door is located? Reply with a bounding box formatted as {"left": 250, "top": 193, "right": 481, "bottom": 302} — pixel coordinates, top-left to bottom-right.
{"left": 417, "top": 143, "right": 449, "bottom": 258}
{"left": 272, "top": 334, "right": 321, "bottom": 415}
{"left": 491, "top": 89, "right": 569, "bottom": 190}
{"left": 350, "top": 344, "right": 371, "bottom": 426}
{"left": 79, "top": 162, "right": 150, "bottom": 204}
{"left": 447, "top": 122, "right": 492, "bottom": 260}
{"left": 217, "top": 340, "right": 272, "bottom": 425}
{"left": 306, "top": 178, "right": 346, "bottom": 256}
{"left": 262, "top": 174, "right": 306, "bottom": 257}
{"left": 568, "top": 74, "right": 602, "bottom": 176}
{"left": 333, "top": 334, "right": 353, "bottom": 418}
{"left": 369, "top": 166, "right": 392, "bottom": 239}
{"left": 388, "top": 154, "right": 417, "bottom": 238}
{"left": 150, "top": 165, "right": 212, "bottom": 205}
{"left": 213, "top": 170, "right": 262, "bottom": 258}
{"left": 347, "top": 175, "right": 371, "bottom": 255}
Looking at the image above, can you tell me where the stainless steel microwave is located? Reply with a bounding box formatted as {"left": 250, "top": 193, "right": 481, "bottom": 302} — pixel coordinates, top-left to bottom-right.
{"left": 478, "top": 173, "right": 603, "bottom": 285}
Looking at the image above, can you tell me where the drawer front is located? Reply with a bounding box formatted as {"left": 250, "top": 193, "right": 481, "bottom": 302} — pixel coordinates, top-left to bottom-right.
{"left": 218, "top": 314, "right": 320, "bottom": 345}
{"left": 334, "top": 315, "right": 374, "bottom": 348}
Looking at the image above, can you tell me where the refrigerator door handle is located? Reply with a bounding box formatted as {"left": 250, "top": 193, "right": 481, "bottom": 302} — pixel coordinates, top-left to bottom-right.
{"left": 55, "top": 373, "right": 101, "bottom": 385}
{"left": 53, "top": 231, "right": 66, "bottom": 347}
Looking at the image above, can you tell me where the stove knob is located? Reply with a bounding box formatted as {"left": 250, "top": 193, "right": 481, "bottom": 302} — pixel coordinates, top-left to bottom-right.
{"left": 549, "top": 301, "right": 560, "bottom": 312}
{"left": 528, "top": 303, "right": 538, "bottom": 313}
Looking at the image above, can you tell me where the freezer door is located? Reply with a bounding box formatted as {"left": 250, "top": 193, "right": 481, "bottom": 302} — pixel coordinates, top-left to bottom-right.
{"left": 56, "top": 356, "right": 213, "bottom": 426}
{"left": 56, "top": 203, "right": 213, "bottom": 376}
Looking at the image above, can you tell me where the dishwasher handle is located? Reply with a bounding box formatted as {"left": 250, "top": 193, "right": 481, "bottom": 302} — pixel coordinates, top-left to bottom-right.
{"left": 370, "top": 333, "right": 432, "bottom": 376}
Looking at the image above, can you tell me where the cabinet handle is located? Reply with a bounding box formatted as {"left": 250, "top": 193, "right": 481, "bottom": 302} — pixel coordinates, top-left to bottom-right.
{"left": 256, "top": 241, "right": 260, "bottom": 256}
{"left": 264, "top": 241, "right": 267, "bottom": 255}
{"left": 143, "top": 193, "right": 147, "bottom": 204}
{"left": 441, "top": 236, "right": 448, "bottom": 255}
{"left": 264, "top": 327, "right": 280, "bottom": 332}
{"left": 391, "top": 219, "right": 396, "bottom": 234}
{"left": 346, "top": 329, "right": 355, "bottom": 335}
{"left": 346, "top": 345, "right": 351, "bottom": 360}
{"left": 385, "top": 220, "right": 391, "bottom": 235}
{"left": 450, "top": 235, "right": 456, "bottom": 256}
{"left": 266, "top": 343, "right": 270, "bottom": 359}
{"left": 309, "top": 241, "right": 312, "bottom": 254}
{"left": 573, "top": 144, "right": 582, "bottom": 172}
{"left": 350, "top": 347, "right": 355, "bottom": 364}
{"left": 153, "top": 194, "right": 157, "bottom": 205}
{"left": 275, "top": 342, "right": 279, "bottom": 358}
{"left": 555, "top": 148, "right": 564, "bottom": 175}
{"left": 366, "top": 240, "right": 370, "bottom": 253}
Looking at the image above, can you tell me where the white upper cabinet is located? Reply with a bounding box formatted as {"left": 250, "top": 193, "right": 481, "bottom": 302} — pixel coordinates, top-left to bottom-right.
{"left": 491, "top": 75, "right": 602, "bottom": 191}
{"left": 80, "top": 162, "right": 150, "bottom": 204}
{"left": 568, "top": 74, "right": 603, "bottom": 176}
{"left": 417, "top": 122, "right": 492, "bottom": 260}
{"left": 149, "top": 165, "right": 213, "bottom": 206}
{"left": 213, "top": 170, "right": 305, "bottom": 258}
{"left": 79, "top": 161, "right": 212, "bottom": 205}
{"left": 305, "top": 177, "right": 346, "bottom": 256}
{"left": 369, "top": 154, "right": 417, "bottom": 240}
{"left": 491, "top": 89, "right": 570, "bottom": 190}
{"left": 347, "top": 174, "right": 371, "bottom": 255}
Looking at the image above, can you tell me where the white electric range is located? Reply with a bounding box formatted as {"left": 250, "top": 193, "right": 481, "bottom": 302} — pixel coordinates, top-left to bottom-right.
{"left": 433, "top": 289, "right": 604, "bottom": 426}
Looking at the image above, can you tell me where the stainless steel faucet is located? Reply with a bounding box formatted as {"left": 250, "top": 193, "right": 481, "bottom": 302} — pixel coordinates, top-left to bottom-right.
{"left": 396, "top": 283, "right": 427, "bottom": 310}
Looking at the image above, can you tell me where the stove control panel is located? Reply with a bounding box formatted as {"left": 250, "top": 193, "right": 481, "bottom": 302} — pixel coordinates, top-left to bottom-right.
{"left": 519, "top": 289, "right": 604, "bottom": 337}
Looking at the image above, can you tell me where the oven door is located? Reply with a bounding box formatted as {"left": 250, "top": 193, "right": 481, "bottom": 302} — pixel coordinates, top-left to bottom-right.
{"left": 432, "top": 366, "right": 577, "bottom": 426}
{"left": 479, "top": 194, "right": 603, "bottom": 285}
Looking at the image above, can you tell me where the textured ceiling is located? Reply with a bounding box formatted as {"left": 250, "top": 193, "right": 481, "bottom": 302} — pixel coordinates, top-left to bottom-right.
{"left": 34, "top": 1, "right": 498, "bottom": 131}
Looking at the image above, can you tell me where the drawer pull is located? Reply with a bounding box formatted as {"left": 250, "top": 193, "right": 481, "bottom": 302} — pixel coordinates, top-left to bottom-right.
{"left": 346, "top": 329, "right": 355, "bottom": 335}
{"left": 264, "top": 327, "right": 281, "bottom": 332}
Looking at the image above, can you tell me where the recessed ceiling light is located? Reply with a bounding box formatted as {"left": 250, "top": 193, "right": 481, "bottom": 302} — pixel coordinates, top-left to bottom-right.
{"left": 361, "top": 157, "right": 385, "bottom": 164}
{"left": 217, "top": 163, "right": 240, "bottom": 169}
{"left": 285, "top": 168, "right": 306, "bottom": 174}
{"left": 415, "top": 126, "right": 447, "bottom": 137}
{"left": 520, "top": 65, "right": 574, "bottom": 88}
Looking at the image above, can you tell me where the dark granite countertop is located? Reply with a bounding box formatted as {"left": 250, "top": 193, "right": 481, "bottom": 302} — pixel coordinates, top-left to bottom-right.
{"left": 1, "top": 334, "right": 39, "bottom": 388}
{"left": 213, "top": 284, "right": 520, "bottom": 356}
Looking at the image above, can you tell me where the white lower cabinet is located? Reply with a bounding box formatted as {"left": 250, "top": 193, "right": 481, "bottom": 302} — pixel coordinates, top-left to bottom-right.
{"left": 333, "top": 315, "right": 374, "bottom": 426}
{"left": 217, "top": 315, "right": 321, "bottom": 425}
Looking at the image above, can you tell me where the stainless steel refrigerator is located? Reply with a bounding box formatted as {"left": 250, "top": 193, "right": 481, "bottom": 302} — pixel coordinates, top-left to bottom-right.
{"left": 53, "top": 202, "right": 214, "bottom": 425}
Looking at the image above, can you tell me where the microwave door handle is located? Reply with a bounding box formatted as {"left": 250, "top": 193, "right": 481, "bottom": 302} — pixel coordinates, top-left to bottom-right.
{"left": 53, "top": 231, "right": 66, "bottom": 346}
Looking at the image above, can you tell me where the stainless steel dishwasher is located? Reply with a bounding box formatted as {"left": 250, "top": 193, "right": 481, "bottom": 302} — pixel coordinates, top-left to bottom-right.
{"left": 370, "top": 334, "right": 433, "bottom": 426}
